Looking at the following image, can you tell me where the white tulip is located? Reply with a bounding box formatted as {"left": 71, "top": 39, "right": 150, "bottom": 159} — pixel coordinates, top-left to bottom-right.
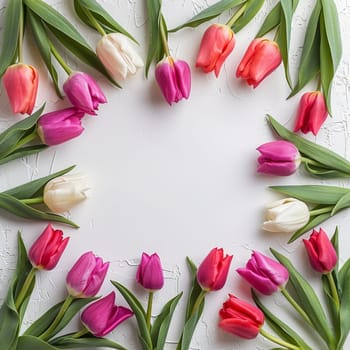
{"left": 96, "top": 33, "right": 144, "bottom": 81}
{"left": 262, "top": 198, "right": 310, "bottom": 233}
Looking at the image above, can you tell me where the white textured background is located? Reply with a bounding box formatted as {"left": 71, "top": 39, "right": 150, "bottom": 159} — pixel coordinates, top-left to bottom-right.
{"left": 1, "top": 0, "right": 350, "bottom": 349}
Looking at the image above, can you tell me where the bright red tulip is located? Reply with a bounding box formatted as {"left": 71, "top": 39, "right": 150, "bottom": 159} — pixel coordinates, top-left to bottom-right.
{"left": 136, "top": 252, "right": 164, "bottom": 290}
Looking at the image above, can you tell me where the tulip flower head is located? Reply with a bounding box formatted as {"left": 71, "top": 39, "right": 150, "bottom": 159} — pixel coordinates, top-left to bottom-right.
{"left": 262, "top": 198, "right": 310, "bottom": 233}
{"left": 196, "top": 24, "right": 235, "bottom": 77}
{"left": 37, "top": 107, "right": 85, "bottom": 146}
{"left": 155, "top": 57, "right": 191, "bottom": 105}
{"left": 3, "top": 63, "right": 39, "bottom": 114}
{"left": 28, "top": 224, "right": 69, "bottom": 270}
{"left": 96, "top": 33, "right": 144, "bottom": 81}
{"left": 257, "top": 140, "right": 301, "bottom": 176}
{"left": 219, "top": 294, "right": 264, "bottom": 339}
{"left": 294, "top": 91, "right": 328, "bottom": 135}
{"left": 81, "top": 292, "right": 133, "bottom": 337}
{"left": 236, "top": 38, "right": 282, "bottom": 88}
{"left": 303, "top": 228, "right": 337, "bottom": 274}
{"left": 237, "top": 251, "right": 289, "bottom": 295}
{"left": 63, "top": 72, "right": 107, "bottom": 115}
{"left": 136, "top": 252, "right": 164, "bottom": 290}
{"left": 66, "top": 251, "right": 109, "bottom": 298}
{"left": 197, "top": 248, "right": 233, "bottom": 291}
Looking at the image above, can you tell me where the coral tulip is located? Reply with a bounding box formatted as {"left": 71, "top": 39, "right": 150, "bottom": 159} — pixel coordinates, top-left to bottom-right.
{"left": 236, "top": 38, "right": 282, "bottom": 88}
{"left": 3, "top": 63, "right": 38, "bottom": 114}
{"left": 136, "top": 252, "right": 164, "bottom": 290}
{"left": 196, "top": 24, "right": 235, "bottom": 77}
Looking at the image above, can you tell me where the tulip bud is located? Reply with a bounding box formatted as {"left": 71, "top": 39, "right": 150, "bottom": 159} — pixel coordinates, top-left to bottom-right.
{"left": 81, "top": 292, "right": 133, "bottom": 337}
{"left": 294, "top": 91, "right": 328, "bottom": 136}
{"left": 197, "top": 248, "right": 233, "bottom": 291}
{"left": 237, "top": 251, "right": 289, "bottom": 295}
{"left": 96, "top": 33, "right": 144, "bottom": 81}
{"left": 2, "top": 63, "right": 39, "bottom": 114}
{"left": 236, "top": 38, "right": 282, "bottom": 88}
{"left": 262, "top": 198, "right": 310, "bottom": 233}
{"left": 43, "top": 173, "right": 89, "bottom": 213}
{"left": 63, "top": 72, "right": 107, "bottom": 115}
{"left": 136, "top": 252, "right": 164, "bottom": 290}
{"left": 66, "top": 251, "right": 109, "bottom": 298}
{"left": 28, "top": 224, "right": 69, "bottom": 270}
{"left": 257, "top": 140, "right": 301, "bottom": 176}
{"left": 303, "top": 228, "right": 337, "bottom": 273}
{"left": 196, "top": 24, "right": 235, "bottom": 77}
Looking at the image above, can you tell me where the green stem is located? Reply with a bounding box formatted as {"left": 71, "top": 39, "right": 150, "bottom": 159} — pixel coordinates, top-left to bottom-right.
{"left": 18, "top": 4, "right": 24, "bottom": 62}
{"left": 260, "top": 328, "right": 300, "bottom": 350}
{"left": 146, "top": 291, "right": 154, "bottom": 330}
{"left": 160, "top": 15, "right": 170, "bottom": 57}
{"left": 70, "top": 328, "right": 90, "bottom": 339}
{"left": 316, "top": 75, "right": 322, "bottom": 91}
{"left": 39, "top": 295, "right": 74, "bottom": 341}
{"left": 226, "top": 3, "right": 247, "bottom": 28}
{"left": 50, "top": 42, "right": 72, "bottom": 75}
{"left": 300, "top": 156, "right": 327, "bottom": 168}
{"left": 326, "top": 272, "right": 340, "bottom": 312}
{"left": 189, "top": 289, "right": 207, "bottom": 319}
{"left": 15, "top": 267, "right": 36, "bottom": 309}
{"left": 16, "top": 131, "right": 39, "bottom": 148}
{"left": 20, "top": 196, "right": 44, "bottom": 205}
{"left": 309, "top": 206, "right": 334, "bottom": 217}
{"left": 81, "top": 6, "right": 106, "bottom": 36}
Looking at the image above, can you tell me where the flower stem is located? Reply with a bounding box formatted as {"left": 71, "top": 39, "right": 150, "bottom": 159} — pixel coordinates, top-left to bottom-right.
{"left": 18, "top": 4, "right": 24, "bottom": 62}
{"left": 226, "top": 4, "right": 247, "bottom": 28}
{"left": 49, "top": 42, "right": 72, "bottom": 75}
{"left": 160, "top": 15, "right": 171, "bottom": 57}
{"left": 81, "top": 6, "right": 106, "bottom": 36}
{"left": 15, "top": 267, "right": 36, "bottom": 309}
{"left": 326, "top": 272, "right": 340, "bottom": 312}
{"left": 20, "top": 196, "right": 44, "bottom": 205}
{"left": 70, "top": 328, "right": 90, "bottom": 339}
{"left": 309, "top": 206, "right": 334, "bottom": 217}
{"left": 189, "top": 289, "right": 207, "bottom": 319}
{"left": 260, "top": 328, "right": 300, "bottom": 350}
{"left": 300, "top": 156, "right": 327, "bottom": 168}
{"left": 146, "top": 291, "right": 154, "bottom": 330}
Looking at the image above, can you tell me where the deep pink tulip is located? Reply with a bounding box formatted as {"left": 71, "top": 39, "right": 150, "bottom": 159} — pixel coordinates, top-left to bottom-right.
{"left": 303, "top": 228, "right": 337, "bottom": 274}
{"left": 28, "top": 224, "right": 69, "bottom": 270}
{"left": 197, "top": 248, "right": 232, "bottom": 291}
{"left": 219, "top": 294, "right": 264, "bottom": 339}
{"left": 294, "top": 91, "right": 328, "bottom": 135}
{"left": 37, "top": 108, "right": 85, "bottom": 146}
{"left": 236, "top": 38, "right": 282, "bottom": 88}
{"left": 81, "top": 292, "right": 133, "bottom": 337}
{"left": 257, "top": 140, "right": 300, "bottom": 176}
{"left": 66, "top": 251, "right": 109, "bottom": 298}
{"left": 3, "top": 63, "right": 39, "bottom": 114}
{"left": 155, "top": 57, "right": 191, "bottom": 105}
{"left": 196, "top": 24, "right": 235, "bottom": 77}
{"left": 63, "top": 72, "right": 107, "bottom": 115}
{"left": 136, "top": 252, "right": 164, "bottom": 290}
{"left": 237, "top": 251, "right": 289, "bottom": 295}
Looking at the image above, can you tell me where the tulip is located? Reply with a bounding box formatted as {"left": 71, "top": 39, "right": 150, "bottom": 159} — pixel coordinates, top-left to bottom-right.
{"left": 43, "top": 173, "right": 89, "bottom": 213}
{"left": 81, "top": 292, "right": 133, "bottom": 337}
{"left": 257, "top": 140, "right": 301, "bottom": 176}
{"left": 303, "top": 228, "right": 337, "bottom": 273}
{"left": 197, "top": 248, "right": 232, "bottom": 291}
{"left": 63, "top": 72, "right": 107, "bottom": 115}
{"left": 136, "top": 252, "right": 164, "bottom": 290}
{"left": 2, "top": 63, "right": 39, "bottom": 114}
{"left": 294, "top": 91, "right": 328, "bottom": 135}
{"left": 237, "top": 251, "right": 289, "bottom": 295}
{"left": 219, "top": 294, "right": 264, "bottom": 339}
{"left": 196, "top": 24, "right": 235, "bottom": 77}
{"left": 236, "top": 38, "right": 282, "bottom": 88}
{"left": 37, "top": 108, "right": 85, "bottom": 146}
{"left": 262, "top": 198, "right": 310, "bottom": 233}
{"left": 66, "top": 251, "right": 109, "bottom": 298}
{"left": 96, "top": 33, "right": 144, "bottom": 81}
{"left": 28, "top": 224, "right": 69, "bottom": 270}
{"left": 155, "top": 57, "right": 191, "bottom": 105}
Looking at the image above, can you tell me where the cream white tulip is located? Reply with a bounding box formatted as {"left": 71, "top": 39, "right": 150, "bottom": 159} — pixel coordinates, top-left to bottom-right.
{"left": 43, "top": 174, "right": 89, "bottom": 213}
{"left": 96, "top": 33, "right": 144, "bottom": 81}
{"left": 262, "top": 198, "right": 310, "bottom": 233}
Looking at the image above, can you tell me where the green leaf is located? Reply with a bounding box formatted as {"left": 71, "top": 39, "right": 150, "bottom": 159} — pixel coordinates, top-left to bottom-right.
{"left": 339, "top": 258, "right": 350, "bottom": 291}
{"left": 231, "top": 0, "right": 265, "bottom": 33}
{"left": 17, "top": 336, "right": 60, "bottom": 350}
{"left": 256, "top": 2, "right": 281, "bottom": 38}
{"left": 332, "top": 191, "right": 350, "bottom": 215}
{"left": 0, "top": 145, "right": 49, "bottom": 167}
{"left": 338, "top": 265, "right": 350, "bottom": 349}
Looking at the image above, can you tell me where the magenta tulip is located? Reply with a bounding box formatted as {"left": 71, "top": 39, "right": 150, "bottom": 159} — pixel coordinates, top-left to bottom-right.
{"left": 28, "top": 224, "right": 69, "bottom": 270}
{"left": 237, "top": 251, "right": 289, "bottom": 295}
{"left": 66, "top": 251, "right": 109, "bottom": 298}
{"left": 136, "top": 252, "right": 164, "bottom": 290}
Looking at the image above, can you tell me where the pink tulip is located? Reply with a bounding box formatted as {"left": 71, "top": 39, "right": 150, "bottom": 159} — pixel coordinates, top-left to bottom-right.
{"left": 28, "top": 224, "right": 69, "bottom": 270}
{"left": 257, "top": 140, "right": 300, "bottom": 176}
{"left": 303, "top": 228, "right": 337, "bottom": 274}
{"left": 196, "top": 24, "right": 235, "bottom": 77}
{"left": 155, "top": 57, "right": 191, "bottom": 105}
{"left": 3, "top": 63, "right": 38, "bottom": 114}
{"left": 294, "top": 91, "right": 328, "bottom": 135}
{"left": 237, "top": 251, "right": 289, "bottom": 295}
{"left": 81, "top": 292, "right": 133, "bottom": 337}
{"left": 197, "top": 248, "right": 233, "bottom": 291}
{"left": 37, "top": 108, "right": 85, "bottom": 146}
{"left": 236, "top": 38, "right": 282, "bottom": 88}
{"left": 136, "top": 252, "right": 164, "bottom": 290}
{"left": 66, "top": 251, "right": 109, "bottom": 298}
